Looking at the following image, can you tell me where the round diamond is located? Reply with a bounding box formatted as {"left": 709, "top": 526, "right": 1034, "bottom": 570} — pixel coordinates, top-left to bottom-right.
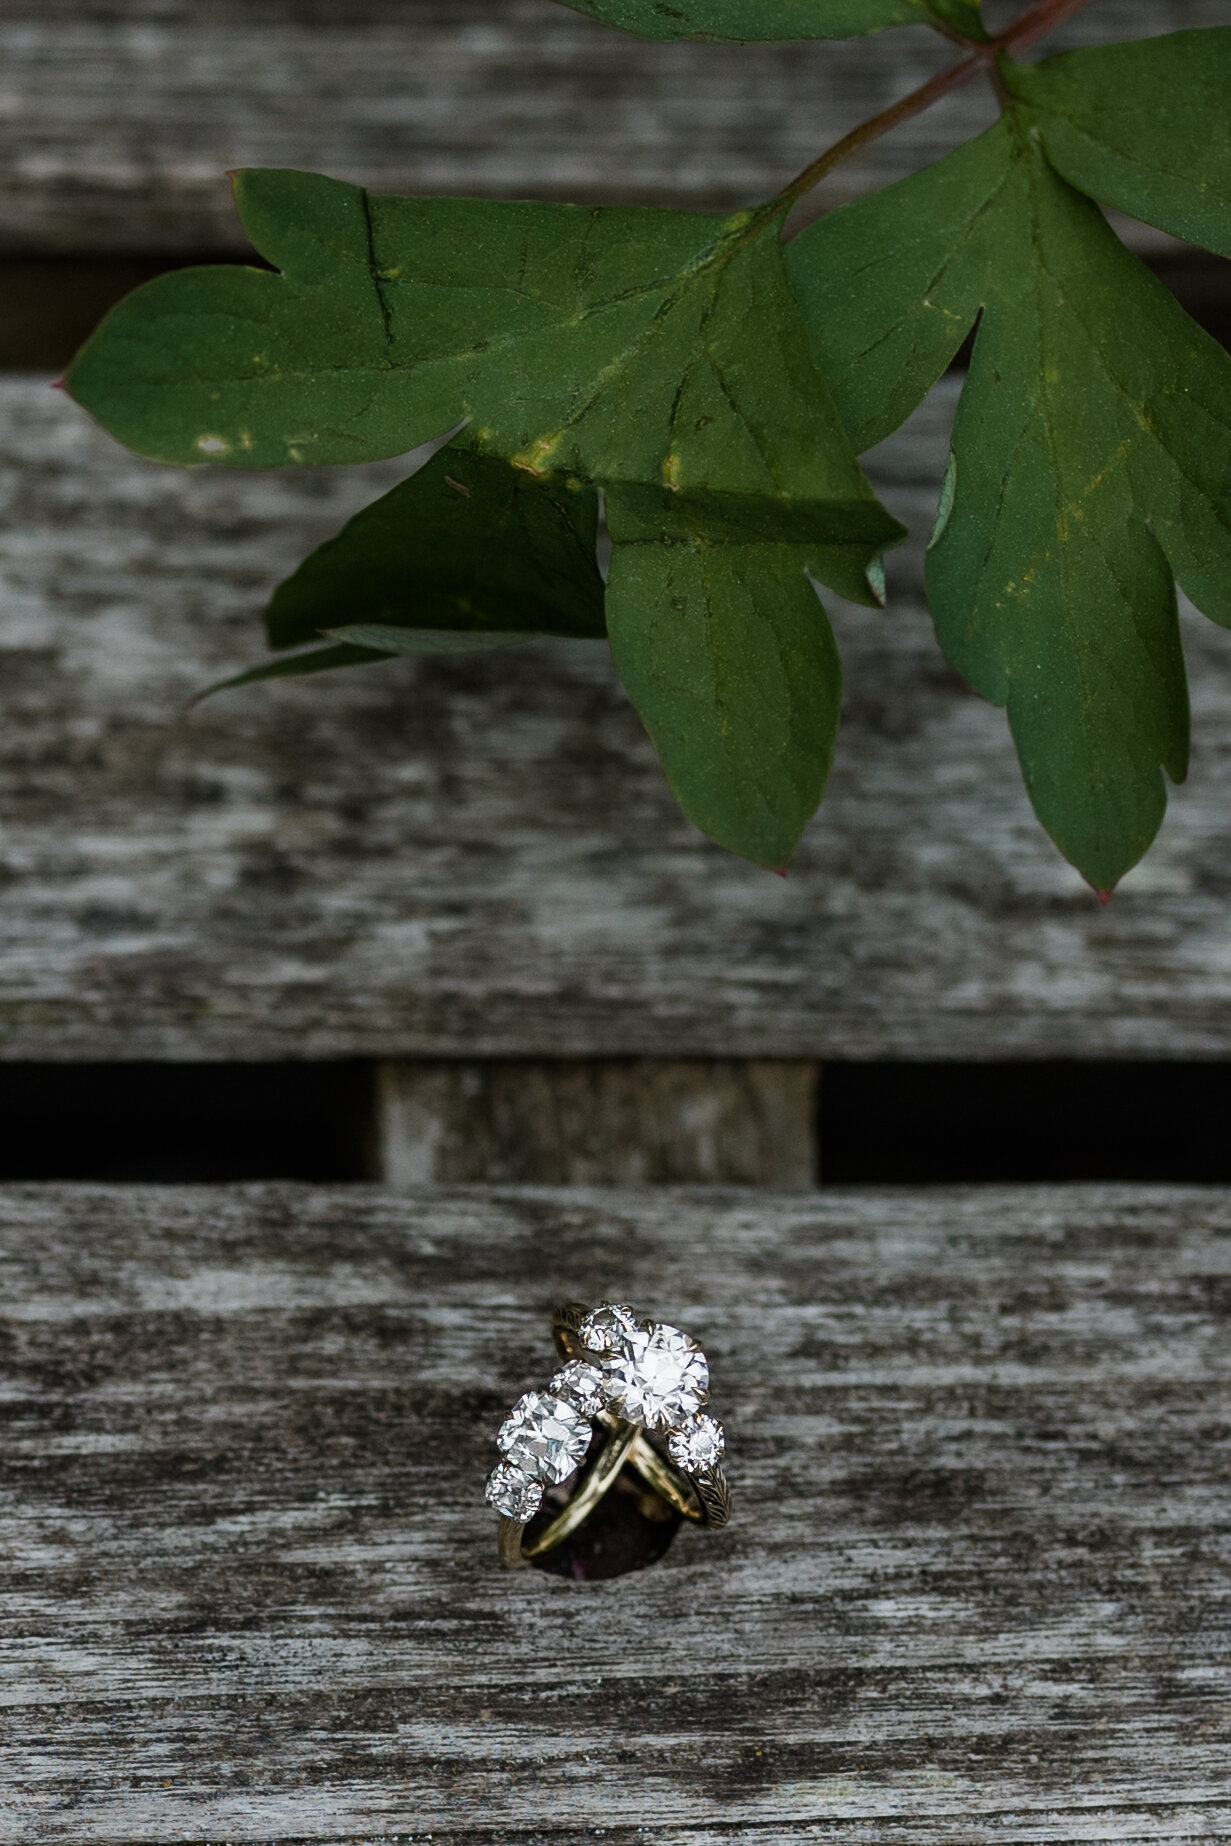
{"left": 486, "top": 1462, "right": 543, "bottom": 1522}
{"left": 603, "top": 1321, "right": 709, "bottom": 1431}
{"left": 667, "top": 1413, "right": 725, "bottom": 1472}
{"left": 549, "top": 1359, "right": 606, "bottom": 1417}
{"left": 497, "top": 1390, "right": 591, "bottom": 1484}
{"left": 577, "top": 1302, "right": 640, "bottom": 1355}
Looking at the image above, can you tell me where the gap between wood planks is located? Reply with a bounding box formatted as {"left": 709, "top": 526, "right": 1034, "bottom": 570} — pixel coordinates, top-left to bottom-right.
{"left": 3, "top": 1058, "right": 1231, "bottom": 1184}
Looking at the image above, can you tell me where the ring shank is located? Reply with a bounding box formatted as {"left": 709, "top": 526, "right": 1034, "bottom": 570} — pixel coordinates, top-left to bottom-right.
{"left": 499, "top": 1419, "right": 719, "bottom": 1567}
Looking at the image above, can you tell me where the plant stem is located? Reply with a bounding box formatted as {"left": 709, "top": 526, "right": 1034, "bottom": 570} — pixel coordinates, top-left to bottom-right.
{"left": 779, "top": 48, "right": 986, "bottom": 209}
{"left": 779, "top": 0, "right": 1098, "bottom": 219}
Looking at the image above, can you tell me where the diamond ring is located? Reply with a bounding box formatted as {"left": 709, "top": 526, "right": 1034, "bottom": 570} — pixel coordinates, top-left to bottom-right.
{"left": 486, "top": 1300, "right": 731, "bottom": 1568}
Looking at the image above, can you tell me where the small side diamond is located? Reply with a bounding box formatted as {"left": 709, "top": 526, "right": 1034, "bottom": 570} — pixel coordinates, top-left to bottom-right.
{"left": 549, "top": 1359, "right": 606, "bottom": 1416}
{"left": 486, "top": 1462, "right": 543, "bottom": 1522}
{"left": 667, "top": 1413, "right": 725, "bottom": 1472}
{"left": 497, "top": 1390, "right": 591, "bottom": 1484}
{"left": 577, "top": 1302, "right": 640, "bottom": 1355}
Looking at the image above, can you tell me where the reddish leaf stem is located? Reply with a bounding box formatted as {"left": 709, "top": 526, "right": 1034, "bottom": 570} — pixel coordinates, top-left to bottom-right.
{"left": 779, "top": 49, "right": 985, "bottom": 209}
{"left": 779, "top": 0, "right": 1098, "bottom": 221}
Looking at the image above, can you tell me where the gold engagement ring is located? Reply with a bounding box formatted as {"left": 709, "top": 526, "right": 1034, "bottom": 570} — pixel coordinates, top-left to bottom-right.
{"left": 486, "top": 1300, "right": 731, "bottom": 1568}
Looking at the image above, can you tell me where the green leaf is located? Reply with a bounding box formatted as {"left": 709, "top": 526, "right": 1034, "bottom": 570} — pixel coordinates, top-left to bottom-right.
{"left": 789, "top": 116, "right": 1231, "bottom": 891}
{"left": 266, "top": 444, "right": 606, "bottom": 650}
{"left": 1003, "top": 31, "right": 1231, "bottom": 260}
{"left": 606, "top": 485, "right": 845, "bottom": 867}
{"left": 68, "top": 169, "right": 898, "bottom": 595}
{"left": 193, "top": 642, "right": 398, "bottom": 702}
{"left": 323, "top": 624, "right": 538, "bottom": 654}
{"left": 197, "top": 443, "right": 604, "bottom": 701}
{"left": 786, "top": 124, "right": 1007, "bottom": 455}
{"left": 68, "top": 166, "right": 904, "bottom": 864}
{"left": 195, "top": 626, "right": 544, "bottom": 705}
{"left": 553, "top": 0, "right": 978, "bottom": 40}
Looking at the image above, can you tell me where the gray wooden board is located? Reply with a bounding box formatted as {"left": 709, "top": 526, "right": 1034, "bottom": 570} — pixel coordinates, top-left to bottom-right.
{"left": 7, "top": 376, "right": 1231, "bottom": 1059}
{"left": 0, "top": 1180, "right": 1228, "bottom": 1840}
{"left": 0, "top": 0, "right": 1224, "bottom": 254}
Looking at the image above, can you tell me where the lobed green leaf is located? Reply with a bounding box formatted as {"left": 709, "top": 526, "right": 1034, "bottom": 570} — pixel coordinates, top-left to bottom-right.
{"left": 66, "top": 170, "right": 900, "bottom": 599}
{"left": 786, "top": 125, "right": 1004, "bottom": 456}
{"left": 266, "top": 444, "right": 606, "bottom": 651}
{"left": 65, "top": 174, "right": 867, "bottom": 522}
{"left": 605, "top": 483, "right": 892, "bottom": 864}
{"left": 1004, "top": 30, "right": 1231, "bottom": 260}
{"left": 68, "top": 168, "right": 904, "bottom": 867}
{"left": 197, "top": 623, "right": 548, "bottom": 702}
{"left": 323, "top": 624, "right": 539, "bottom": 655}
{"left": 789, "top": 115, "right": 1231, "bottom": 892}
{"left": 197, "top": 641, "right": 399, "bottom": 701}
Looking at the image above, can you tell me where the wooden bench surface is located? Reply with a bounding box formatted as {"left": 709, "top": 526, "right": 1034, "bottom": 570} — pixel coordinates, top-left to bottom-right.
{"left": 1, "top": 1180, "right": 1227, "bottom": 1839}
{"left": 1, "top": 0, "right": 1230, "bottom": 1065}
{"left": 0, "top": 0, "right": 1223, "bottom": 254}
{"left": 5, "top": 376, "right": 1231, "bottom": 1061}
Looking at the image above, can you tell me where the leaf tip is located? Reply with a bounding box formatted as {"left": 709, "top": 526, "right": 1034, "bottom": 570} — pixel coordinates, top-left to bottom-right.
{"left": 1095, "top": 886, "right": 1114, "bottom": 907}
{"left": 49, "top": 377, "right": 65, "bottom": 391}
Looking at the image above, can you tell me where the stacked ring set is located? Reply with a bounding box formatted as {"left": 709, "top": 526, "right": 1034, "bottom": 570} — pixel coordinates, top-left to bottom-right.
{"left": 486, "top": 1300, "right": 731, "bottom": 1568}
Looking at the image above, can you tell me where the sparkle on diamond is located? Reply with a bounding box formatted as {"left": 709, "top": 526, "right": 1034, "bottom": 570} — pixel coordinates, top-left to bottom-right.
{"left": 486, "top": 1461, "right": 543, "bottom": 1521}
{"left": 603, "top": 1320, "right": 710, "bottom": 1431}
{"left": 497, "top": 1390, "right": 591, "bottom": 1484}
{"left": 549, "top": 1359, "right": 606, "bottom": 1417}
{"left": 667, "top": 1412, "right": 725, "bottom": 1472}
{"left": 577, "top": 1302, "right": 640, "bottom": 1355}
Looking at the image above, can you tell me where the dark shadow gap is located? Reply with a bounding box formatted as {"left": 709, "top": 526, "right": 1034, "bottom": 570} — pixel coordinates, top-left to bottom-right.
{"left": 3, "top": 1058, "right": 1231, "bottom": 1184}
{"left": 821, "top": 1061, "right": 1231, "bottom": 1184}
{"left": 0, "top": 255, "right": 273, "bottom": 372}
{"left": 0, "top": 1062, "right": 374, "bottom": 1182}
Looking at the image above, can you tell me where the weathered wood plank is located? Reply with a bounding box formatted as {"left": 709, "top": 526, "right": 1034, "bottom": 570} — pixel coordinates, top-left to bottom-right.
{"left": 375, "top": 1058, "right": 818, "bottom": 1185}
{"left": 7, "top": 377, "right": 1231, "bottom": 1060}
{"left": 0, "top": 1181, "right": 1227, "bottom": 1838}
{"left": 0, "top": 0, "right": 1223, "bottom": 254}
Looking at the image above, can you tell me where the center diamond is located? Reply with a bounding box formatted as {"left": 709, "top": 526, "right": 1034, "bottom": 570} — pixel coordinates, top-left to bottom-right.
{"left": 497, "top": 1391, "right": 591, "bottom": 1485}
{"left": 603, "top": 1321, "right": 709, "bottom": 1431}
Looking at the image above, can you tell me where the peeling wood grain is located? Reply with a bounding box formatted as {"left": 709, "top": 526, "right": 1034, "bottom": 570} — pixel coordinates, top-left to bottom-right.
{"left": 0, "top": 1181, "right": 1227, "bottom": 1839}
{"left": 6, "top": 379, "right": 1231, "bottom": 1058}
{"left": 375, "top": 1058, "right": 818, "bottom": 1186}
{"left": 0, "top": 0, "right": 1223, "bottom": 254}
